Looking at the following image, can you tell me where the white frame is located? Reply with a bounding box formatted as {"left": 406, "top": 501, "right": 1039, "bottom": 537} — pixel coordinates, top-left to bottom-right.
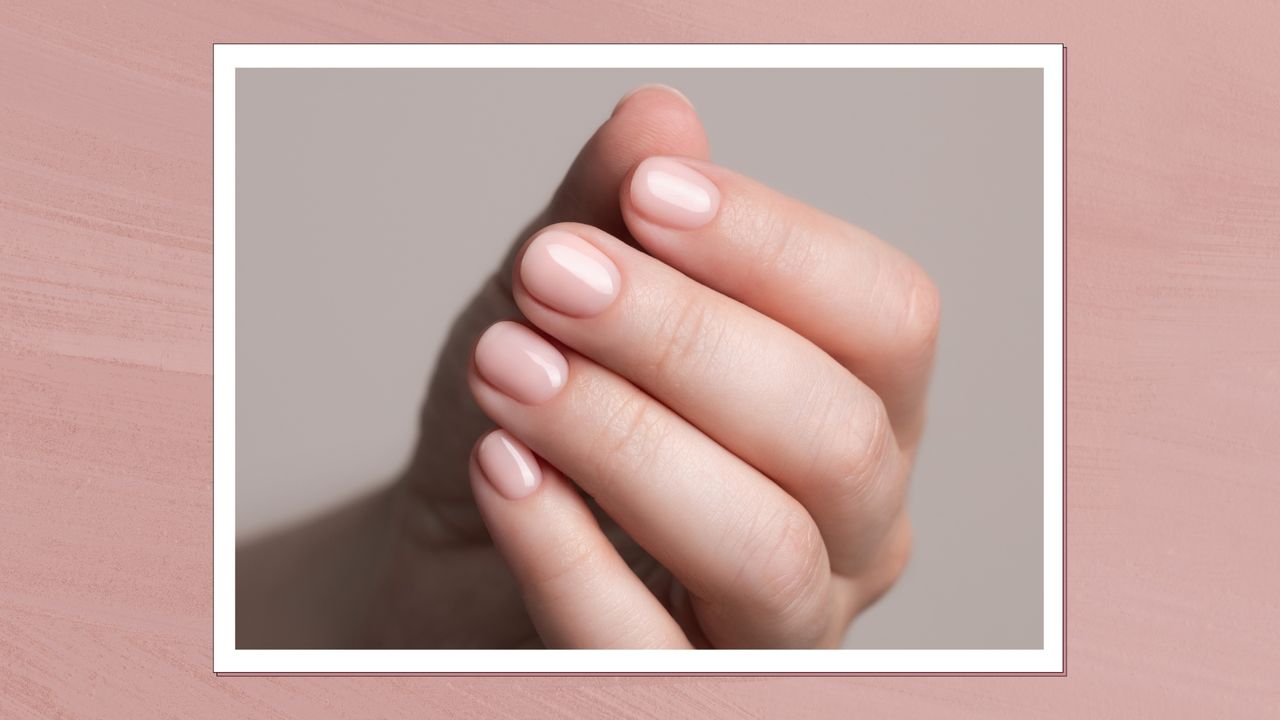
{"left": 214, "top": 43, "right": 1065, "bottom": 674}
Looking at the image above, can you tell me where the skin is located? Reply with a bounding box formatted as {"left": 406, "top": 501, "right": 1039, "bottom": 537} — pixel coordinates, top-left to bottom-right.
{"left": 236, "top": 85, "right": 937, "bottom": 649}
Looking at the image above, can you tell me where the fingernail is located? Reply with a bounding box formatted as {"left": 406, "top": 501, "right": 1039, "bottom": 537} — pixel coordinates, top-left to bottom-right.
{"left": 521, "top": 230, "right": 621, "bottom": 317}
{"left": 474, "top": 321, "right": 568, "bottom": 405}
{"left": 630, "top": 157, "right": 720, "bottom": 229}
{"left": 478, "top": 429, "right": 542, "bottom": 500}
{"left": 612, "top": 83, "right": 694, "bottom": 116}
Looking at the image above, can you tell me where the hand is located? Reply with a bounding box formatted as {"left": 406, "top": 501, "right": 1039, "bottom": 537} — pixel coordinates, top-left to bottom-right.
{"left": 235, "top": 86, "right": 935, "bottom": 650}
{"left": 352, "top": 86, "right": 718, "bottom": 649}
{"left": 466, "top": 99, "right": 938, "bottom": 647}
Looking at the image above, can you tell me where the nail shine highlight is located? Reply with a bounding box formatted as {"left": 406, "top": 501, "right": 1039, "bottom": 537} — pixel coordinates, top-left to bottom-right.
{"left": 474, "top": 321, "right": 568, "bottom": 405}
{"left": 521, "top": 229, "right": 621, "bottom": 317}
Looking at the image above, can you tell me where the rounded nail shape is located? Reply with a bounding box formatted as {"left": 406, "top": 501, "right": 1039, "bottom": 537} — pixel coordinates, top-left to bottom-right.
{"left": 474, "top": 321, "right": 568, "bottom": 405}
{"left": 477, "top": 429, "right": 542, "bottom": 500}
{"left": 521, "top": 230, "right": 621, "bottom": 317}
{"left": 630, "top": 157, "right": 720, "bottom": 229}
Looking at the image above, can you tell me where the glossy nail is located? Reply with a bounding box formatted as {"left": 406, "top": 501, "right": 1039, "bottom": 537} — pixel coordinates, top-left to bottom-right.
{"left": 630, "top": 157, "right": 720, "bottom": 230}
{"left": 474, "top": 321, "right": 568, "bottom": 405}
{"left": 477, "top": 429, "right": 542, "bottom": 500}
{"left": 521, "top": 230, "right": 621, "bottom": 317}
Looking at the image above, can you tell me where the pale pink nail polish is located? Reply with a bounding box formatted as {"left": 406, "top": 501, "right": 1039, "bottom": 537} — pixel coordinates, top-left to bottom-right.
{"left": 630, "top": 157, "right": 720, "bottom": 229}
{"left": 474, "top": 321, "right": 568, "bottom": 405}
{"left": 521, "top": 230, "right": 621, "bottom": 317}
{"left": 477, "top": 429, "right": 542, "bottom": 500}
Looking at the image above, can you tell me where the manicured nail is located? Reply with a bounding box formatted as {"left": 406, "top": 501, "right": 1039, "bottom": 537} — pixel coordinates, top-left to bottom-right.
{"left": 474, "top": 321, "right": 568, "bottom": 405}
{"left": 521, "top": 230, "right": 621, "bottom": 317}
{"left": 478, "top": 429, "right": 542, "bottom": 500}
{"left": 612, "top": 83, "right": 694, "bottom": 116}
{"left": 630, "top": 157, "right": 720, "bottom": 230}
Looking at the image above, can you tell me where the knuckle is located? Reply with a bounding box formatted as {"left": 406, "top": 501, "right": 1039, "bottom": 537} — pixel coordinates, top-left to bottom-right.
{"left": 522, "top": 530, "right": 601, "bottom": 602}
{"left": 896, "top": 266, "right": 941, "bottom": 360}
{"left": 584, "top": 390, "right": 668, "bottom": 480}
{"left": 648, "top": 292, "right": 724, "bottom": 387}
{"left": 738, "top": 206, "right": 821, "bottom": 286}
{"left": 736, "top": 506, "right": 829, "bottom": 623}
{"left": 826, "top": 395, "right": 897, "bottom": 511}
{"left": 839, "top": 394, "right": 890, "bottom": 502}
{"left": 786, "top": 382, "right": 900, "bottom": 536}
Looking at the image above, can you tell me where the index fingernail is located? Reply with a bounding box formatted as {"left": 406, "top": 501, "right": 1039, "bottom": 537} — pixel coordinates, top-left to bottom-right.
{"left": 630, "top": 157, "right": 720, "bottom": 230}
{"left": 521, "top": 230, "right": 620, "bottom": 318}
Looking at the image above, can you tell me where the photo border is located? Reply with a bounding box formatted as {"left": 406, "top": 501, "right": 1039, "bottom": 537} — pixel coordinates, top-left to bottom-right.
{"left": 213, "top": 43, "right": 1065, "bottom": 675}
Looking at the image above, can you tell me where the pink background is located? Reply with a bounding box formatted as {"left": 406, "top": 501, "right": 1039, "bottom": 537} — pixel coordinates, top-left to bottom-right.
{"left": 1, "top": 1, "right": 1276, "bottom": 717}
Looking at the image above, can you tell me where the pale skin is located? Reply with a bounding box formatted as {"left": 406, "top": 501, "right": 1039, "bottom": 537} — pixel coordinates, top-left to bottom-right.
{"left": 236, "top": 85, "right": 938, "bottom": 649}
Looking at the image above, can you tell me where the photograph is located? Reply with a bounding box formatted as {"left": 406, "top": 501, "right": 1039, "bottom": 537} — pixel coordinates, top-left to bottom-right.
{"left": 217, "top": 45, "right": 1063, "bottom": 673}
{"left": 7, "top": 1, "right": 1276, "bottom": 714}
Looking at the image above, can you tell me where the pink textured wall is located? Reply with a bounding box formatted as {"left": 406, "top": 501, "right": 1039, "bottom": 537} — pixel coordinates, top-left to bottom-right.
{"left": 1, "top": 1, "right": 1276, "bottom": 717}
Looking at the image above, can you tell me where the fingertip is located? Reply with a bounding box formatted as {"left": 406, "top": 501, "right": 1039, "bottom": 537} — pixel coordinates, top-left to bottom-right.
{"left": 600, "top": 85, "right": 709, "bottom": 166}
{"left": 612, "top": 83, "right": 695, "bottom": 117}
{"left": 544, "top": 83, "right": 709, "bottom": 238}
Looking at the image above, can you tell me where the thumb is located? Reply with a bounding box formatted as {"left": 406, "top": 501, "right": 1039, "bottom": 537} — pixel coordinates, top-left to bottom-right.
{"left": 552, "top": 84, "right": 710, "bottom": 236}
{"left": 495, "top": 85, "right": 711, "bottom": 288}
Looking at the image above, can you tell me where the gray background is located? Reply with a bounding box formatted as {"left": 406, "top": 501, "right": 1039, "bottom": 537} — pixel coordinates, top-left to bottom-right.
{"left": 236, "top": 68, "right": 1044, "bottom": 649}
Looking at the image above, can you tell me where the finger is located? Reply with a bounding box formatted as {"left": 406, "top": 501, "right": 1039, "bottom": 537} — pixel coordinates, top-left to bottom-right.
{"left": 510, "top": 222, "right": 906, "bottom": 574}
{"left": 468, "top": 321, "right": 839, "bottom": 648}
{"left": 404, "top": 86, "right": 710, "bottom": 530}
{"left": 551, "top": 85, "right": 708, "bottom": 237}
{"left": 495, "top": 86, "right": 711, "bottom": 283}
{"left": 619, "top": 157, "right": 941, "bottom": 450}
{"left": 470, "top": 429, "right": 690, "bottom": 648}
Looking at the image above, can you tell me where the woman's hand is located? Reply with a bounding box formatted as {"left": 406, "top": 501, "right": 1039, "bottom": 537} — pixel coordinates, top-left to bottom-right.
{"left": 236, "top": 85, "right": 935, "bottom": 650}
{"left": 468, "top": 137, "right": 937, "bottom": 648}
